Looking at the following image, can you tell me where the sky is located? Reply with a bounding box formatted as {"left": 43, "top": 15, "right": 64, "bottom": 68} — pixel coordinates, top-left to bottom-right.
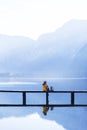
{"left": 0, "top": 113, "right": 66, "bottom": 130}
{"left": 0, "top": 0, "right": 87, "bottom": 40}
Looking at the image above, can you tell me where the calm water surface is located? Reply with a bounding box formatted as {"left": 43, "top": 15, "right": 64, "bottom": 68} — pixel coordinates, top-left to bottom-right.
{"left": 0, "top": 78, "right": 87, "bottom": 130}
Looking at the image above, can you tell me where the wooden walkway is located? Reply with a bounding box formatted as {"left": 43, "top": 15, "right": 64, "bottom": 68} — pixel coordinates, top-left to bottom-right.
{"left": 0, "top": 90, "right": 87, "bottom": 107}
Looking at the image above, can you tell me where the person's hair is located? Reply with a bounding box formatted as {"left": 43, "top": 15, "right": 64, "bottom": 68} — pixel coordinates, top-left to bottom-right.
{"left": 44, "top": 81, "right": 47, "bottom": 84}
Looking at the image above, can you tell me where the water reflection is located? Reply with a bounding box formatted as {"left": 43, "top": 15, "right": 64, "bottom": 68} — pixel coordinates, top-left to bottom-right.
{"left": 43, "top": 106, "right": 54, "bottom": 116}
{"left": 43, "top": 106, "right": 49, "bottom": 115}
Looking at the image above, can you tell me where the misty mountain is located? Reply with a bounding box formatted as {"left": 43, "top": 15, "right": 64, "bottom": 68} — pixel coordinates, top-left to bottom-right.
{"left": 71, "top": 43, "right": 87, "bottom": 76}
{"left": 33, "top": 20, "right": 87, "bottom": 77}
{"left": 0, "top": 35, "right": 36, "bottom": 72}
{"left": 0, "top": 20, "right": 87, "bottom": 77}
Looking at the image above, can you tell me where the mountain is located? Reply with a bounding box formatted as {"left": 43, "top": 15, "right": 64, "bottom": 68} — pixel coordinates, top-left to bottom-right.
{"left": 0, "top": 35, "right": 36, "bottom": 72}
{"left": 33, "top": 20, "right": 87, "bottom": 77}
{"left": 0, "top": 20, "right": 87, "bottom": 77}
{"left": 71, "top": 43, "right": 87, "bottom": 76}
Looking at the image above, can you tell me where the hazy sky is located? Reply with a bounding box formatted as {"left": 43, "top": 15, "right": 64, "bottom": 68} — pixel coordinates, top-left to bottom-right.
{"left": 0, "top": 0, "right": 87, "bottom": 40}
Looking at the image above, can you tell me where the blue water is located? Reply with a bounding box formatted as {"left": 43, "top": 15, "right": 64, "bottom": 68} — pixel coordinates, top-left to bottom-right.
{"left": 0, "top": 78, "right": 87, "bottom": 130}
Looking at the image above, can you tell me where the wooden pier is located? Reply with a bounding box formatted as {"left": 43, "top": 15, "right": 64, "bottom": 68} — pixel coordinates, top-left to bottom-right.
{"left": 0, "top": 90, "right": 87, "bottom": 107}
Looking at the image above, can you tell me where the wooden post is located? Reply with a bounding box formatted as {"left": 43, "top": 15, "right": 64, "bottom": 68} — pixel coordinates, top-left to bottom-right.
{"left": 23, "top": 92, "right": 26, "bottom": 106}
{"left": 71, "top": 92, "right": 74, "bottom": 106}
{"left": 46, "top": 92, "right": 49, "bottom": 106}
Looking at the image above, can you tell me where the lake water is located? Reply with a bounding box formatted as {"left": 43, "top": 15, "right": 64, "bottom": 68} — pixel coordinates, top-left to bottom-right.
{"left": 0, "top": 78, "right": 87, "bottom": 130}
